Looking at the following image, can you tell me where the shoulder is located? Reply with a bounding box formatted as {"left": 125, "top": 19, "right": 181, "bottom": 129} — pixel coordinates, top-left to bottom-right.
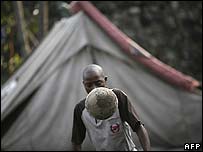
{"left": 112, "top": 88, "right": 129, "bottom": 109}
{"left": 74, "top": 98, "right": 86, "bottom": 113}
{"left": 112, "top": 88, "right": 131, "bottom": 109}
{"left": 112, "top": 88, "right": 128, "bottom": 99}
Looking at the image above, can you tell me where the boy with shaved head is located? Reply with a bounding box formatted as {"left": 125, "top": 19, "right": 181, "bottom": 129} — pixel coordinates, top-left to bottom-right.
{"left": 71, "top": 64, "right": 150, "bottom": 151}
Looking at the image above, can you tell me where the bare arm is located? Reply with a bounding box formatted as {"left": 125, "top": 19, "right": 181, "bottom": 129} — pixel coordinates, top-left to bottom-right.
{"left": 136, "top": 124, "right": 151, "bottom": 151}
{"left": 72, "top": 143, "right": 82, "bottom": 151}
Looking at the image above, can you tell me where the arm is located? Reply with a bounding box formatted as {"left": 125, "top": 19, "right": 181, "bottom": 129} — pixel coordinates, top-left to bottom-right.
{"left": 113, "top": 89, "right": 151, "bottom": 151}
{"left": 136, "top": 124, "right": 151, "bottom": 151}
{"left": 71, "top": 101, "right": 86, "bottom": 151}
{"left": 72, "top": 143, "right": 82, "bottom": 151}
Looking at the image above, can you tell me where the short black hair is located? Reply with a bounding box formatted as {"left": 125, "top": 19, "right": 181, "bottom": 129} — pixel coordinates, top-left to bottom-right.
{"left": 83, "top": 64, "right": 105, "bottom": 80}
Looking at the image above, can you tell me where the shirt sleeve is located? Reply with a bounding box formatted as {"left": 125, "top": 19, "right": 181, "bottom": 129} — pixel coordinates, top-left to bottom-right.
{"left": 71, "top": 101, "right": 86, "bottom": 145}
{"left": 113, "top": 88, "right": 143, "bottom": 132}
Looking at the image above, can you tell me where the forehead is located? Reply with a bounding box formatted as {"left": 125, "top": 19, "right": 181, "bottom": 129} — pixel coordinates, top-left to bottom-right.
{"left": 83, "top": 70, "right": 104, "bottom": 82}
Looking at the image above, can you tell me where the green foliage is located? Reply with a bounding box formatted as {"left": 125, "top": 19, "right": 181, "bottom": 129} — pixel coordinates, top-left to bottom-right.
{"left": 8, "top": 54, "right": 22, "bottom": 74}
{"left": 1, "top": 1, "right": 71, "bottom": 86}
{"left": 1, "top": 1, "right": 18, "bottom": 85}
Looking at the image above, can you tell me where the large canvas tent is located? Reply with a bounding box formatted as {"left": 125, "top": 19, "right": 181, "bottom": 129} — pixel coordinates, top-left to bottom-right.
{"left": 1, "top": 1, "right": 202, "bottom": 151}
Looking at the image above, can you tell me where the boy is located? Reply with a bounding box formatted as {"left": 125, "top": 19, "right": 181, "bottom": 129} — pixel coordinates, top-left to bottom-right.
{"left": 71, "top": 64, "right": 150, "bottom": 151}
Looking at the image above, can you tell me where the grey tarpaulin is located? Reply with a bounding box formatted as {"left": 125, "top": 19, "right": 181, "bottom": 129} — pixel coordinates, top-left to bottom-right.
{"left": 1, "top": 11, "right": 202, "bottom": 151}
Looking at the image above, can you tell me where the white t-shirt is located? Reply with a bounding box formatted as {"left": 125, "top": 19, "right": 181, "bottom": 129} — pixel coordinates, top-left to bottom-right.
{"left": 72, "top": 88, "right": 142, "bottom": 151}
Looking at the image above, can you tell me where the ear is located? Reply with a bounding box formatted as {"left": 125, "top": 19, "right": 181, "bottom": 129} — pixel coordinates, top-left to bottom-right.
{"left": 104, "top": 76, "right": 107, "bottom": 82}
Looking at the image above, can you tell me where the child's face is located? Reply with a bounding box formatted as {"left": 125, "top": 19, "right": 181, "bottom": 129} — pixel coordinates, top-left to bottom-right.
{"left": 83, "top": 72, "right": 107, "bottom": 94}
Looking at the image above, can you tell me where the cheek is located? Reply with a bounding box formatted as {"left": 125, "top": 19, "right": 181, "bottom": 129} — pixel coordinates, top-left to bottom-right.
{"left": 84, "top": 86, "right": 91, "bottom": 93}
{"left": 102, "top": 82, "right": 107, "bottom": 87}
